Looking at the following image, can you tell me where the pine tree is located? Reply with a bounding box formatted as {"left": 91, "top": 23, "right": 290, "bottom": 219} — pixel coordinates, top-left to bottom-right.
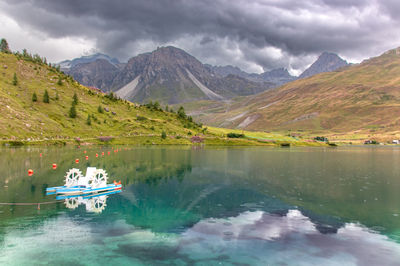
{"left": 32, "top": 92, "right": 37, "bottom": 102}
{"left": 177, "top": 106, "right": 186, "bottom": 119}
{"left": 57, "top": 76, "right": 62, "bottom": 86}
{"left": 55, "top": 92, "right": 59, "bottom": 100}
{"left": 12, "top": 73, "right": 18, "bottom": 86}
{"left": 161, "top": 130, "right": 167, "bottom": 139}
{"left": 69, "top": 104, "right": 76, "bottom": 118}
{"left": 43, "top": 89, "right": 49, "bottom": 103}
{"left": 0, "top": 38, "right": 10, "bottom": 53}
{"left": 86, "top": 114, "right": 91, "bottom": 125}
{"left": 72, "top": 93, "right": 78, "bottom": 105}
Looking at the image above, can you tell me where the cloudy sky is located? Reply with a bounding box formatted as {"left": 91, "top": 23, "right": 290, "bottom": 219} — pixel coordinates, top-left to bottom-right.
{"left": 1, "top": 0, "right": 400, "bottom": 75}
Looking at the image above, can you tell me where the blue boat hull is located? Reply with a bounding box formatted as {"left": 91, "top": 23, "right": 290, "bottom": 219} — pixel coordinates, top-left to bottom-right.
{"left": 46, "top": 184, "right": 122, "bottom": 196}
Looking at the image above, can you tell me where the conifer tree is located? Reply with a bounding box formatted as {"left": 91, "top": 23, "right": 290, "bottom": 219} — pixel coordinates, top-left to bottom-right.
{"left": 12, "top": 73, "right": 18, "bottom": 86}
{"left": 73, "top": 92, "right": 78, "bottom": 105}
{"left": 69, "top": 104, "right": 76, "bottom": 118}
{"left": 0, "top": 38, "right": 10, "bottom": 53}
{"left": 43, "top": 89, "right": 49, "bottom": 103}
{"left": 32, "top": 92, "right": 37, "bottom": 102}
{"left": 86, "top": 114, "right": 91, "bottom": 125}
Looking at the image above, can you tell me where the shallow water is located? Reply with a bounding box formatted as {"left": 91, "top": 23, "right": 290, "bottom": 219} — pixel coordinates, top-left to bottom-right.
{"left": 0, "top": 146, "right": 400, "bottom": 265}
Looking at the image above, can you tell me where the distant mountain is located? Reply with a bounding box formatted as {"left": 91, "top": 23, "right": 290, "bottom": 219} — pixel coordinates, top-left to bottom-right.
{"left": 205, "top": 64, "right": 252, "bottom": 79}
{"left": 299, "top": 52, "right": 349, "bottom": 79}
{"left": 206, "top": 64, "right": 296, "bottom": 86}
{"left": 66, "top": 46, "right": 272, "bottom": 104}
{"left": 196, "top": 47, "right": 400, "bottom": 135}
{"left": 67, "top": 59, "right": 119, "bottom": 91}
{"left": 258, "top": 68, "right": 296, "bottom": 86}
{"left": 58, "top": 53, "right": 120, "bottom": 69}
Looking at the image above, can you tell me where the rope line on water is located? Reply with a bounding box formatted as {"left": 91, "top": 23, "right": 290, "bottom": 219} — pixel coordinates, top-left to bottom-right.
{"left": 0, "top": 201, "right": 61, "bottom": 209}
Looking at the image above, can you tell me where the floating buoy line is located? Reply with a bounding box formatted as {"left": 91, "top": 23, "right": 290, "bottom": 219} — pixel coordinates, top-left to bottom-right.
{"left": 0, "top": 201, "right": 60, "bottom": 210}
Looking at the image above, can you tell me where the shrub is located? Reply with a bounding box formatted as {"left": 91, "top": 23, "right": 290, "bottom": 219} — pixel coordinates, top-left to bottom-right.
{"left": 161, "top": 131, "right": 167, "bottom": 139}
{"left": 314, "top": 136, "right": 328, "bottom": 142}
{"left": 98, "top": 105, "right": 103, "bottom": 113}
{"left": 32, "top": 92, "right": 37, "bottom": 102}
{"left": 190, "top": 136, "right": 203, "bottom": 143}
{"left": 227, "top": 132, "right": 244, "bottom": 138}
{"left": 98, "top": 136, "right": 114, "bottom": 142}
{"left": 136, "top": 116, "right": 147, "bottom": 121}
{"left": 55, "top": 92, "right": 59, "bottom": 100}
{"left": 57, "top": 76, "right": 62, "bottom": 86}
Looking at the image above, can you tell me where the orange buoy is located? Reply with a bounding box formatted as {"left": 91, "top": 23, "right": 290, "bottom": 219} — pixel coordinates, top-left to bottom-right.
{"left": 102, "top": 152, "right": 104, "bottom": 156}
{"left": 75, "top": 159, "right": 79, "bottom": 164}
{"left": 96, "top": 153, "right": 98, "bottom": 157}
{"left": 28, "top": 169, "right": 34, "bottom": 176}
{"left": 85, "top": 155, "right": 89, "bottom": 160}
{"left": 108, "top": 151, "right": 110, "bottom": 155}
{"left": 52, "top": 163, "right": 57, "bottom": 170}
{"left": 39, "top": 153, "right": 42, "bottom": 157}
{"left": 84, "top": 150, "right": 87, "bottom": 154}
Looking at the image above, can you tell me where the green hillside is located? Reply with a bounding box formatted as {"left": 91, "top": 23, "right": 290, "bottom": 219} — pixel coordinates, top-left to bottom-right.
{"left": 0, "top": 50, "right": 318, "bottom": 146}
{"left": 192, "top": 48, "right": 400, "bottom": 143}
{"left": 0, "top": 51, "right": 206, "bottom": 145}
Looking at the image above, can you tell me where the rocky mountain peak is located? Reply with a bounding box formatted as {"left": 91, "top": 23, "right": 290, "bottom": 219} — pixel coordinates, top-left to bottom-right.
{"left": 299, "top": 52, "right": 348, "bottom": 79}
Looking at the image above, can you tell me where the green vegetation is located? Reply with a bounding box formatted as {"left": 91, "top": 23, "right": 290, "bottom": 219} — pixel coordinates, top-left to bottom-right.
{"left": 32, "top": 92, "right": 37, "bottom": 102}
{"left": 227, "top": 132, "right": 245, "bottom": 138}
{"left": 73, "top": 92, "right": 78, "bottom": 105}
{"left": 43, "top": 89, "right": 49, "bottom": 103}
{"left": 161, "top": 130, "right": 167, "bottom": 139}
{"left": 98, "top": 105, "right": 103, "bottom": 113}
{"left": 0, "top": 38, "right": 10, "bottom": 53}
{"left": 69, "top": 104, "right": 77, "bottom": 118}
{"left": 12, "top": 73, "right": 17, "bottom": 86}
{"left": 86, "top": 114, "right": 91, "bottom": 125}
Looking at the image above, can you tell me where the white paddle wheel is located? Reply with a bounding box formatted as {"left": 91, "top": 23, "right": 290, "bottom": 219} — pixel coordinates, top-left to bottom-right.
{"left": 88, "top": 169, "right": 108, "bottom": 188}
{"left": 64, "top": 168, "right": 83, "bottom": 187}
{"left": 64, "top": 197, "right": 79, "bottom": 209}
{"left": 87, "top": 196, "right": 107, "bottom": 213}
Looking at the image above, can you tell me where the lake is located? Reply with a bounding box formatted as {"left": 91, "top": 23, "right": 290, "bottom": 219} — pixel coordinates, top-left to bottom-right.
{"left": 0, "top": 146, "right": 400, "bottom": 265}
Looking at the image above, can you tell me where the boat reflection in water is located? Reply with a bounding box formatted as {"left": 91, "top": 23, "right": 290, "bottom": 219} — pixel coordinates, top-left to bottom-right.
{"left": 50, "top": 189, "right": 122, "bottom": 213}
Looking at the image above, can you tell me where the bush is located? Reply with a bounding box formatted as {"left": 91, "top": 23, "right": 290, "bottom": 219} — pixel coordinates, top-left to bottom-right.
{"left": 161, "top": 131, "right": 167, "bottom": 139}
{"left": 227, "top": 132, "right": 245, "bottom": 138}
{"left": 98, "top": 136, "right": 114, "bottom": 142}
{"left": 314, "top": 136, "right": 328, "bottom": 142}
{"left": 98, "top": 105, "right": 103, "bottom": 113}
{"left": 32, "top": 92, "right": 37, "bottom": 102}
{"left": 43, "top": 89, "right": 49, "bottom": 103}
{"left": 55, "top": 92, "right": 59, "bottom": 100}
{"left": 136, "top": 116, "right": 147, "bottom": 121}
{"left": 57, "top": 76, "right": 62, "bottom": 86}
{"left": 177, "top": 106, "right": 186, "bottom": 119}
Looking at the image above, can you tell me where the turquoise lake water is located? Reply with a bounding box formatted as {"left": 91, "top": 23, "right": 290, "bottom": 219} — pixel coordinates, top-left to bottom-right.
{"left": 0, "top": 146, "right": 400, "bottom": 265}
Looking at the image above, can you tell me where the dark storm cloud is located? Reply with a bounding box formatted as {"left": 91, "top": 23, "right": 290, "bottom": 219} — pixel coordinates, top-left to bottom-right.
{"left": 1, "top": 0, "right": 400, "bottom": 73}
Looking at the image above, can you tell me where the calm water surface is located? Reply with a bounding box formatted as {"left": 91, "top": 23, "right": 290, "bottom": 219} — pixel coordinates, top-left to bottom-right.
{"left": 0, "top": 146, "right": 400, "bottom": 265}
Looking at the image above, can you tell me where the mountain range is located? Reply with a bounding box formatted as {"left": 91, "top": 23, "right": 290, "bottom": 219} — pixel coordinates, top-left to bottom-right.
{"left": 192, "top": 47, "right": 400, "bottom": 138}
{"left": 61, "top": 47, "right": 348, "bottom": 105}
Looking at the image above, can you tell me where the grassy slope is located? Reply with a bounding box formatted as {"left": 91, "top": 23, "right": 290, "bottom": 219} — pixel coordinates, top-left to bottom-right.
{"left": 192, "top": 48, "right": 400, "bottom": 142}
{"left": 0, "top": 52, "right": 204, "bottom": 144}
{"left": 0, "top": 52, "right": 318, "bottom": 146}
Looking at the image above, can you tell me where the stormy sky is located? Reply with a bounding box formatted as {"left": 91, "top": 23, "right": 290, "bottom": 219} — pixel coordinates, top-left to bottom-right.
{"left": 1, "top": 0, "right": 400, "bottom": 75}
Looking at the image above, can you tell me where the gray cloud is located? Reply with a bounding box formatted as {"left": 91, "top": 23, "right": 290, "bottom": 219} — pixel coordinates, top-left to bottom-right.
{"left": 1, "top": 0, "right": 400, "bottom": 74}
